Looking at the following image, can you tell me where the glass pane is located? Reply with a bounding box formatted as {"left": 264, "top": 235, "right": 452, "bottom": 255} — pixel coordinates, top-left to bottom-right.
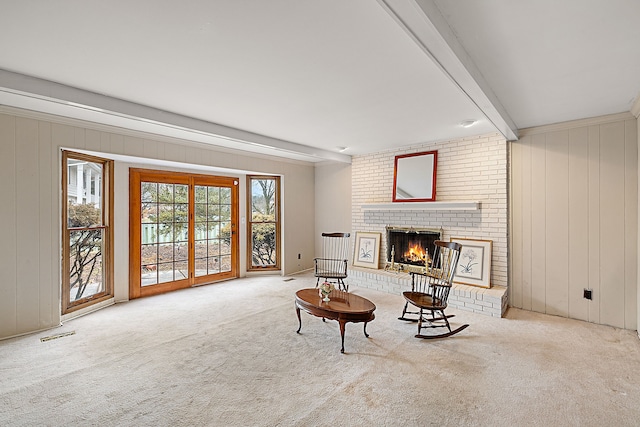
{"left": 219, "top": 205, "right": 231, "bottom": 221}
{"left": 141, "top": 182, "right": 157, "bottom": 202}
{"left": 174, "top": 242, "right": 188, "bottom": 261}
{"left": 66, "top": 159, "right": 103, "bottom": 226}
{"left": 175, "top": 203, "right": 188, "bottom": 223}
{"left": 158, "top": 262, "right": 174, "bottom": 283}
{"left": 141, "top": 202, "right": 157, "bottom": 223}
{"left": 219, "top": 255, "right": 232, "bottom": 273}
{"left": 141, "top": 244, "right": 158, "bottom": 265}
{"left": 158, "top": 203, "right": 174, "bottom": 222}
{"left": 250, "top": 178, "right": 276, "bottom": 222}
{"left": 220, "top": 238, "right": 232, "bottom": 256}
{"left": 195, "top": 203, "right": 207, "bottom": 223}
{"left": 219, "top": 222, "right": 232, "bottom": 242}
{"left": 174, "top": 261, "right": 188, "bottom": 280}
{"left": 141, "top": 265, "right": 158, "bottom": 286}
{"left": 68, "top": 228, "right": 104, "bottom": 301}
{"left": 208, "top": 222, "right": 219, "bottom": 239}
{"left": 251, "top": 223, "right": 276, "bottom": 267}
{"left": 208, "top": 239, "right": 220, "bottom": 256}
{"left": 207, "top": 256, "right": 220, "bottom": 274}
{"left": 195, "top": 185, "right": 207, "bottom": 203}
{"left": 158, "top": 222, "right": 173, "bottom": 242}
{"left": 158, "top": 243, "right": 174, "bottom": 263}
{"left": 208, "top": 187, "right": 220, "bottom": 204}
{"left": 195, "top": 241, "right": 207, "bottom": 258}
{"left": 207, "top": 205, "right": 219, "bottom": 221}
{"left": 174, "top": 184, "right": 188, "bottom": 203}
{"left": 174, "top": 223, "right": 188, "bottom": 242}
{"left": 141, "top": 223, "right": 158, "bottom": 244}
{"left": 195, "top": 258, "right": 207, "bottom": 277}
{"left": 158, "top": 183, "right": 173, "bottom": 203}
{"left": 220, "top": 187, "right": 231, "bottom": 204}
{"left": 194, "top": 222, "right": 207, "bottom": 240}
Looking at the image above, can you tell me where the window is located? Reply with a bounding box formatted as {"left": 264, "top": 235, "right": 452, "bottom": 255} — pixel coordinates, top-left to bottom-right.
{"left": 247, "top": 176, "right": 281, "bottom": 270}
{"left": 62, "top": 151, "right": 113, "bottom": 314}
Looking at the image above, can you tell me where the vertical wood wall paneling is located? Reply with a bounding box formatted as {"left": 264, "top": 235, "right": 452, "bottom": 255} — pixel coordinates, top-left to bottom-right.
{"left": 143, "top": 138, "right": 159, "bottom": 159}
{"left": 15, "top": 117, "right": 41, "bottom": 333}
{"left": 164, "top": 142, "right": 186, "bottom": 163}
{"left": 50, "top": 124, "right": 60, "bottom": 321}
{"left": 38, "top": 121, "right": 55, "bottom": 327}
{"left": 624, "top": 119, "right": 638, "bottom": 330}
{"left": 52, "top": 124, "right": 76, "bottom": 322}
{"left": 587, "top": 125, "right": 601, "bottom": 323}
{"left": 124, "top": 136, "right": 144, "bottom": 157}
{"left": 510, "top": 139, "right": 523, "bottom": 308}
{"left": 0, "top": 114, "right": 17, "bottom": 336}
{"left": 85, "top": 129, "right": 101, "bottom": 152}
{"left": 73, "top": 127, "right": 85, "bottom": 149}
{"left": 599, "top": 122, "right": 626, "bottom": 328}
{"left": 110, "top": 133, "right": 124, "bottom": 154}
{"left": 100, "top": 131, "right": 111, "bottom": 153}
{"left": 530, "top": 133, "right": 547, "bottom": 312}
{"left": 521, "top": 137, "right": 533, "bottom": 311}
{"left": 545, "top": 130, "right": 570, "bottom": 317}
{"left": 568, "top": 127, "right": 589, "bottom": 321}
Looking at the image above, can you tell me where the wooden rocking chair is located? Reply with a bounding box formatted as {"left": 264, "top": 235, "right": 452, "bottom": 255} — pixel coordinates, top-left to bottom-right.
{"left": 314, "top": 232, "right": 350, "bottom": 291}
{"left": 398, "top": 240, "right": 469, "bottom": 339}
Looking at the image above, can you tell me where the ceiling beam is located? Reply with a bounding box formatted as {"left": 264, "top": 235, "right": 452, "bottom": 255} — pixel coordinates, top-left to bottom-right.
{"left": 0, "top": 69, "right": 352, "bottom": 163}
{"left": 378, "top": 0, "right": 519, "bottom": 141}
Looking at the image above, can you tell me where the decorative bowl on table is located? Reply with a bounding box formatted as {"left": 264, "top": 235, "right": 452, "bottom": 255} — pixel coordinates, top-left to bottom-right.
{"left": 319, "top": 281, "right": 335, "bottom": 302}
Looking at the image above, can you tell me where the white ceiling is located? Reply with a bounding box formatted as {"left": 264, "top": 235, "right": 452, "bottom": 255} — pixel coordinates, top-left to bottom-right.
{"left": 1, "top": 0, "right": 639, "bottom": 163}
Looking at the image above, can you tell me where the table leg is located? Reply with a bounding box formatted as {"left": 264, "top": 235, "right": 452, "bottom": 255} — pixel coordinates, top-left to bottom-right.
{"left": 296, "top": 305, "right": 302, "bottom": 333}
{"left": 363, "top": 322, "right": 370, "bottom": 338}
{"left": 339, "top": 321, "right": 346, "bottom": 353}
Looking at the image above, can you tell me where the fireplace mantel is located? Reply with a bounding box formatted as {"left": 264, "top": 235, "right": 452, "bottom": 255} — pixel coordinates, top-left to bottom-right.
{"left": 361, "top": 201, "right": 480, "bottom": 211}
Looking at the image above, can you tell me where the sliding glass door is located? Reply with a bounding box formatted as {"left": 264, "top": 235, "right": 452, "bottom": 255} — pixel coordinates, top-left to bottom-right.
{"left": 130, "top": 169, "right": 238, "bottom": 298}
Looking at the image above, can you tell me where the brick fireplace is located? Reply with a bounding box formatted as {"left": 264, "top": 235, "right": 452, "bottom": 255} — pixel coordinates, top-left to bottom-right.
{"left": 348, "top": 133, "right": 509, "bottom": 317}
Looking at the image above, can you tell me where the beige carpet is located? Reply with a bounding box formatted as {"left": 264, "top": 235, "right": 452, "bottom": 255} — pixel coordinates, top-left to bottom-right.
{"left": 1, "top": 272, "right": 639, "bottom": 426}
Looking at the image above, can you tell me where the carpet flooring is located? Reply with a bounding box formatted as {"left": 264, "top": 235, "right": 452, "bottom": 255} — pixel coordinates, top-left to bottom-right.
{"left": 1, "top": 272, "right": 639, "bottom": 426}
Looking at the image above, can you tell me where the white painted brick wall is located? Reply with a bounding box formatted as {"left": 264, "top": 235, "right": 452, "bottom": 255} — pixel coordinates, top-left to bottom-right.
{"left": 352, "top": 132, "right": 508, "bottom": 288}
{"left": 350, "top": 132, "right": 509, "bottom": 316}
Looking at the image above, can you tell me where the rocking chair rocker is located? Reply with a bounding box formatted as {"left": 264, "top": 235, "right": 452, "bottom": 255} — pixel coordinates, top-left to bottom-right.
{"left": 314, "top": 232, "right": 350, "bottom": 291}
{"left": 398, "top": 240, "right": 469, "bottom": 339}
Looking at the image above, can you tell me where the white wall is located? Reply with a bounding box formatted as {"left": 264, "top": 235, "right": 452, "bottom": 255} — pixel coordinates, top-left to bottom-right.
{"left": 0, "top": 107, "right": 316, "bottom": 340}
{"left": 510, "top": 112, "right": 638, "bottom": 330}
{"left": 314, "top": 161, "right": 352, "bottom": 260}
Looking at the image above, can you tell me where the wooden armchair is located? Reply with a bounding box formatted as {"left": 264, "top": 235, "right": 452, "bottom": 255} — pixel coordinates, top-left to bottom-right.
{"left": 314, "top": 232, "right": 350, "bottom": 291}
{"left": 398, "top": 240, "right": 469, "bottom": 338}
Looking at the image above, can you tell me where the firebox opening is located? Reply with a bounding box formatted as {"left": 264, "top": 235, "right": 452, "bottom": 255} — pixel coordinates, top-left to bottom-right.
{"left": 386, "top": 226, "right": 442, "bottom": 269}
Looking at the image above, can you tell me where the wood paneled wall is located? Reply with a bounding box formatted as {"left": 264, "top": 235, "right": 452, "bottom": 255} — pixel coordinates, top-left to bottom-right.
{"left": 0, "top": 108, "right": 316, "bottom": 340}
{"left": 510, "top": 114, "right": 638, "bottom": 329}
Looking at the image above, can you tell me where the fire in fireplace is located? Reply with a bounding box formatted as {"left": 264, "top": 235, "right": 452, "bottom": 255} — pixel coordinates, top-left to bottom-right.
{"left": 386, "top": 226, "right": 442, "bottom": 269}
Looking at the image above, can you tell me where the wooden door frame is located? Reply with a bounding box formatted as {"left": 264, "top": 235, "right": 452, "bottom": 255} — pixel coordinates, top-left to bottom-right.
{"left": 129, "top": 168, "right": 239, "bottom": 299}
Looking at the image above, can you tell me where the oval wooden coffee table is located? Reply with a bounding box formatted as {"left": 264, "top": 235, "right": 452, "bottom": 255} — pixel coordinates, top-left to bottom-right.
{"left": 295, "top": 288, "right": 376, "bottom": 353}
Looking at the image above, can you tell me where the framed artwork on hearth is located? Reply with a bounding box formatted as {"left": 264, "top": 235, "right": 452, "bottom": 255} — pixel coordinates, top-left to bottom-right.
{"left": 450, "top": 237, "right": 492, "bottom": 288}
{"left": 353, "top": 232, "right": 381, "bottom": 269}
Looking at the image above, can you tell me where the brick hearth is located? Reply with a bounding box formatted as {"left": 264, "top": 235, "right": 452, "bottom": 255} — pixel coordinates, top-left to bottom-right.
{"left": 348, "top": 266, "right": 508, "bottom": 318}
